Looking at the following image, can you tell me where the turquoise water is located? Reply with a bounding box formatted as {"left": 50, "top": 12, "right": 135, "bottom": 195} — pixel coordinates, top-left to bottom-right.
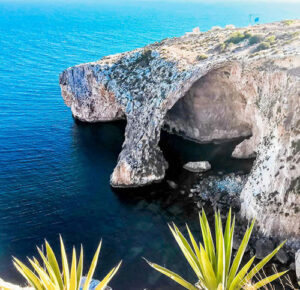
{"left": 0, "top": 1, "right": 299, "bottom": 289}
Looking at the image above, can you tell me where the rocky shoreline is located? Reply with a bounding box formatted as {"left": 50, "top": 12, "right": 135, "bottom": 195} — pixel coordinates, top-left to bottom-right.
{"left": 166, "top": 171, "right": 300, "bottom": 287}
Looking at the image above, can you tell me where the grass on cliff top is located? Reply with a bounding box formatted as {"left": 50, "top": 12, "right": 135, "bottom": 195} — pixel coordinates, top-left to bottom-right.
{"left": 282, "top": 20, "right": 294, "bottom": 26}
{"left": 248, "top": 35, "right": 264, "bottom": 45}
{"left": 253, "top": 35, "right": 276, "bottom": 52}
{"left": 219, "top": 31, "right": 252, "bottom": 52}
{"left": 196, "top": 54, "right": 208, "bottom": 60}
{"left": 225, "top": 31, "right": 252, "bottom": 44}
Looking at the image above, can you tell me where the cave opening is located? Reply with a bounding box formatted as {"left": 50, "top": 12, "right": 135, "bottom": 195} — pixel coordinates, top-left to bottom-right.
{"left": 149, "top": 65, "right": 258, "bottom": 195}
{"left": 164, "top": 66, "right": 253, "bottom": 142}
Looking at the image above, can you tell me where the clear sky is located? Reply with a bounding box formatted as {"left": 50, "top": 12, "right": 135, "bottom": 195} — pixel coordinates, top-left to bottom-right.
{"left": 2, "top": 0, "right": 300, "bottom": 2}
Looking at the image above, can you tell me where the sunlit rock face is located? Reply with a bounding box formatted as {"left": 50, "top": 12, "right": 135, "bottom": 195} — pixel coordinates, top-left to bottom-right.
{"left": 60, "top": 20, "right": 300, "bottom": 238}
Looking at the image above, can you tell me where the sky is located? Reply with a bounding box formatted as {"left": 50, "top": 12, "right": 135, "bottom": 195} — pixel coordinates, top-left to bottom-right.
{"left": 1, "top": 0, "right": 300, "bottom": 3}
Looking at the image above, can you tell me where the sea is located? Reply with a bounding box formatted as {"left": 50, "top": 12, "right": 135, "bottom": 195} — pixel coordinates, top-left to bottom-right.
{"left": 0, "top": 1, "right": 299, "bottom": 289}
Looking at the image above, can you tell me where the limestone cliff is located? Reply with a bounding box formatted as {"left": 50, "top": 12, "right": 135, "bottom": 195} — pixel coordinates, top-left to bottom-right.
{"left": 60, "top": 20, "right": 300, "bottom": 239}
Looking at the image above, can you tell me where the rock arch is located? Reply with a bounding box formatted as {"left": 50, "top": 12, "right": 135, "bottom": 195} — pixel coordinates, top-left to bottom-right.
{"left": 60, "top": 20, "right": 300, "bottom": 239}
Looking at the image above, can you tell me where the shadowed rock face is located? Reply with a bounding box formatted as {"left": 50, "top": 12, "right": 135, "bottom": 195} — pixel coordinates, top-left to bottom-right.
{"left": 60, "top": 20, "right": 300, "bottom": 238}
{"left": 164, "top": 67, "right": 252, "bottom": 142}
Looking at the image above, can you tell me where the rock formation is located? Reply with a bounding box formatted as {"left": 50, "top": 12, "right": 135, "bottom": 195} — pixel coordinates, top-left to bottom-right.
{"left": 183, "top": 161, "right": 211, "bottom": 172}
{"left": 60, "top": 20, "right": 300, "bottom": 239}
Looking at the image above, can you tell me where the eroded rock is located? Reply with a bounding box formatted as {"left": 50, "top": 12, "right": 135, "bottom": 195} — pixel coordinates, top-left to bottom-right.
{"left": 60, "top": 20, "right": 300, "bottom": 238}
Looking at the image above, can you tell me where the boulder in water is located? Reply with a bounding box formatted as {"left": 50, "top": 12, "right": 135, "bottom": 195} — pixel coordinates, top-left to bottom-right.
{"left": 183, "top": 161, "right": 211, "bottom": 173}
{"left": 254, "top": 238, "right": 274, "bottom": 260}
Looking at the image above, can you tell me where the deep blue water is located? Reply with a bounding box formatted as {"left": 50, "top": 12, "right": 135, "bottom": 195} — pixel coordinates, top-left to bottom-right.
{"left": 0, "top": 1, "right": 299, "bottom": 289}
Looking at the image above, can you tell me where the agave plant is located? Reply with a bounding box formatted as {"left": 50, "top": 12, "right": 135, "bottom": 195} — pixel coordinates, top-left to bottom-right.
{"left": 13, "top": 236, "right": 122, "bottom": 290}
{"left": 146, "top": 209, "right": 287, "bottom": 290}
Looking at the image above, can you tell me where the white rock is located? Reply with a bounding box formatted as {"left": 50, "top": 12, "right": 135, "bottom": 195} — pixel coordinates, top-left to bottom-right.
{"left": 296, "top": 250, "right": 300, "bottom": 286}
{"left": 183, "top": 161, "right": 211, "bottom": 173}
{"left": 192, "top": 27, "right": 200, "bottom": 34}
{"left": 211, "top": 25, "right": 222, "bottom": 31}
{"left": 225, "top": 24, "right": 236, "bottom": 29}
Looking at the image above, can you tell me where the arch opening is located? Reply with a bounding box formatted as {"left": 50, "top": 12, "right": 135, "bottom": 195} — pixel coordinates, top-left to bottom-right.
{"left": 163, "top": 66, "right": 253, "bottom": 144}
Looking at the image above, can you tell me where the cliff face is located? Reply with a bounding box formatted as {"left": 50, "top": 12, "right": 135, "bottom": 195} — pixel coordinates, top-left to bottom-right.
{"left": 60, "top": 20, "right": 300, "bottom": 238}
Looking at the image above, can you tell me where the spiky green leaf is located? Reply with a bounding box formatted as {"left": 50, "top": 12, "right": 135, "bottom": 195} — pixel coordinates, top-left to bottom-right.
{"left": 83, "top": 240, "right": 102, "bottom": 290}
{"left": 145, "top": 259, "right": 198, "bottom": 290}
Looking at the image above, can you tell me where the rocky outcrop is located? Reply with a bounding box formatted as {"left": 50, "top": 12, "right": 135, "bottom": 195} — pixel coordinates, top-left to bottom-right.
{"left": 60, "top": 20, "right": 300, "bottom": 238}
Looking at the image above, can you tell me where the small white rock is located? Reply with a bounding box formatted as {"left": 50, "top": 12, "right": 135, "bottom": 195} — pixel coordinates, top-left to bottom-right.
{"left": 225, "top": 24, "right": 236, "bottom": 29}
{"left": 211, "top": 26, "right": 222, "bottom": 31}
{"left": 192, "top": 27, "right": 201, "bottom": 34}
{"left": 183, "top": 161, "right": 211, "bottom": 173}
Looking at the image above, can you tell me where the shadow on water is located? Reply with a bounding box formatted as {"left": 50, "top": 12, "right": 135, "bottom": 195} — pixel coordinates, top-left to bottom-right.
{"left": 1, "top": 119, "right": 254, "bottom": 290}
{"left": 73, "top": 120, "right": 255, "bottom": 290}
{"left": 72, "top": 120, "right": 205, "bottom": 289}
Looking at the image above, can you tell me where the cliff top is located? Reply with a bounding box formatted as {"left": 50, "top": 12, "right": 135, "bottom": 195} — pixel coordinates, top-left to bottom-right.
{"left": 96, "top": 19, "right": 299, "bottom": 70}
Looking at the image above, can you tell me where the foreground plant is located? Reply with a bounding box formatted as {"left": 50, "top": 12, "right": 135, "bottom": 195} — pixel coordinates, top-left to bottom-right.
{"left": 146, "top": 209, "right": 287, "bottom": 290}
{"left": 13, "top": 236, "right": 122, "bottom": 290}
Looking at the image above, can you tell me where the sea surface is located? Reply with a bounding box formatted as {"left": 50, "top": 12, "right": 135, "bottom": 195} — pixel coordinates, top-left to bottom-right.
{"left": 0, "top": 1, "right": 299, "bottom": 289}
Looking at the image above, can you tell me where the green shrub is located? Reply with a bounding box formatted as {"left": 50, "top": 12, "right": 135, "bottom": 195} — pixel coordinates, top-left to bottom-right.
{"left": 256, "top": 41, "right": 271, "bottom": 52}
{"left": 244, "top": 31, "right": 252, "bottom": 39}
{"left": 283, "top": 20, "right": 294, "bottom": 26}
{"left": 219, "top": 43, "right": 227, "bottom": 52}
{"left": 249, "top": 35, "right": 263, "bottom": 45}
{"left": 197, "top": 54, "right": 208, "bottom": 60}
{"left": 13, "top": 236, "right": 122, "bottom": 290}
{"left": 225, "top": 31, "right": 251, "bottom": 44}
{"left": 265, "top": 35, "right": 276, "bottom": 44}
{"left": 146, "top": 209, "right": 287, "bottom": 290}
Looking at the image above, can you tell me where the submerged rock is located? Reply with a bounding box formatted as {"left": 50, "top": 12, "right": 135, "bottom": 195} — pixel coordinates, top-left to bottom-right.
{"left": 188, "top": 173, "right": 247, "bottom": 212}
{"left": 166, "top": 180, "right": 178, "bottom": 189}
{"left": 183, "top": 161, "right": 211, "bottom": 172}
{"left": 60, "top": 20, "right": 300, "bottom": 238}
{"left": 233, "top": 235, "right": 250, "bottom": 252}
{"left": 276, "top": 248, "right": 289, "bottom": 264}
{"left": 254, "top": 238, "right": 275, "bottom": 260}
{"left": 80, "top": 277, "right": 111, "bottom": 290}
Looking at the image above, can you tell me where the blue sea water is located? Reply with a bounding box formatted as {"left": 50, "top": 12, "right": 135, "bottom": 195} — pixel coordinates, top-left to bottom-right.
{"left": 0, "top": 1, "right": 299, "bottom": 289}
